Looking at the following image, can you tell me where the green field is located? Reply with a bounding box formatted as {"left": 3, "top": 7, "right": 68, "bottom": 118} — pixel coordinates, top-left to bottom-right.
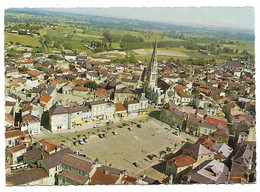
{"left": 133, "top": 48, "right": 189, "bottom": 57}
{"left": 5, "top": 33, "right": 42, "bottom": 47}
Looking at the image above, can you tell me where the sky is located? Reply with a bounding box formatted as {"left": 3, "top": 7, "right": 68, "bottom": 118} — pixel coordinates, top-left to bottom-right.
{"left": 50, "top": 7, "right": 254, "bottom": 30}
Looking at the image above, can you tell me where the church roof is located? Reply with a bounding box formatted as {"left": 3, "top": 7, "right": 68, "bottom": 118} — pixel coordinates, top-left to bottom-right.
{"left": 157, "top": 78, "right": 170, "bottom": 93}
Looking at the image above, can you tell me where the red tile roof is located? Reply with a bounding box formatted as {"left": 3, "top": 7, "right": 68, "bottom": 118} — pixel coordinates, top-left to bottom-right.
{"left": 8, "top": 144, "right": 26, "bottom": 153}
{"left": 27, "top": 70, "right": 40, "bottom": 77}
{"left": 115, "top": 103, "right": 127, "bottom": 112}
{"left": 39, "top": 139, "right": 60, "bottom": 153}
{"left": 40, "top": 94, "right": 52, "bottom": 103}
{"left": 5, "top": 130, "right": 28, "bottom": 139}
{"left": 90, "top": 170, "right": 119, "bottom": 185}
{"left": 168, "top": 154, "right": 196, "bottom": 167}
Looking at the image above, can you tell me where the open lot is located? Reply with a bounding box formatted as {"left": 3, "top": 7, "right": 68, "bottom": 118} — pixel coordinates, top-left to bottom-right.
{"left": 33, "top": 114, "right": 197, "bottom": 179}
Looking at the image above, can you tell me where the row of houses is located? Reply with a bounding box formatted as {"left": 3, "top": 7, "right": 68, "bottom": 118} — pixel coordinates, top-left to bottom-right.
{"left": 49, "top": 95, "right": 148, "bottom": 132}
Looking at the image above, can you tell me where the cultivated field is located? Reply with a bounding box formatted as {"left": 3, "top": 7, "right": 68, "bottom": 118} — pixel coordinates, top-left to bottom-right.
{"left": 5, "top": 33, "right": 41, "bottom": 47}
{"left": 133, "top": 48, "right": 189, "bottom": 57}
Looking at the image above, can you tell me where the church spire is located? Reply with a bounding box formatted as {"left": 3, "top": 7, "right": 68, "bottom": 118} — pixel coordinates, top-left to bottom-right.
{"left": 144, "top": 40, "right": 158, "bottom": 90}
{"left": 150, "top": 40, "right": 157, "bottom": 66}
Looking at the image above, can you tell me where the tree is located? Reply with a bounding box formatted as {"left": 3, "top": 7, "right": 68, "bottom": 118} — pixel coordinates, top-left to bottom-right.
{"left": 77, "top": 134, "right": 81, "bottom": 139}
{"left": 87, "top": 132, "right": 90, "bottom": 137}
{"left": 97, "top": 129, "right": 100, "bottom": 134}
{"left": 174, "top": 143, "right": 178, "bottom": 150}
{"left": 103, "top": 30, "right": 113, "bottom": 42}
{"left": 159, "top": 151, "right": 165, "bottom": 159}
{"left": 95, "top": 158, "right": 99, "bottom": 162}
{"left": 84, "top": 81, "right": 97, "bottom": 91}
{"left": 109, "top": 163, "right": 112, "bottom": 167}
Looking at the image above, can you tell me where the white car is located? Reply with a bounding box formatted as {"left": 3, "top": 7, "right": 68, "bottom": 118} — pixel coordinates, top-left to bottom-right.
{"left": 128, "top": 127, "right": 133, "bottom": 131}
{"left": 113, "top": 131, "right": 117, "bottom": 135}
{"left": 93, "top": 125, "right": 100, "bottom": 128}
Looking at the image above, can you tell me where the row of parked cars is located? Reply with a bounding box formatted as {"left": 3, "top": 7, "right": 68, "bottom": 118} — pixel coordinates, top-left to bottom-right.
{"left": 11, "top": 163, "right": 28, "bottom": 170}
{"left": 72, "top": 137, "right": 88, "bottom": 146}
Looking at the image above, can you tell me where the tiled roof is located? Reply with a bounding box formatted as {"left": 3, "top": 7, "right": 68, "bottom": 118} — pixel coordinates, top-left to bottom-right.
{"left": 61, "top": 153, "right": 95, "bottom": 173}
{"left": 43, "top": 148, "right": 74, "bottom": 169}
{"left": 115, "top": 103, "right": 127, "bottom": 112}
{"left": 89, "top": 169, "right": 119, "bottom": 185}
{"left": 184, "top": 143, "right": 214, "bottom": 157}
{"left": 5, "top": 130, "right": 28, "bottom": 139}
{"left": 27, "top": 70, "right": 40, "bottom": 77}
{"left": 5, "top": 114, "right": 14, "bottom": 122}
{"left": 73, "top": 86, "right": 88, "bottom": 91}
{"left": 23, "top": 148, "right": 49, "bottom": 161}
{"left": 39, "top": 139, "right": 60, "bottom": 153}
{"left": 40, "top": 94, "right": 52, "bottom": 103}
{"left": 60, "top": 169, "right": 88, "bottom": 185}
{"left": 6, "top": 168, "right": 48, "bottom": 185}
{"left": 8, "top": 144, "right": 26, "bottom": 153}
{"left": 168, "top": 154, "right": 196, "bottom": 167}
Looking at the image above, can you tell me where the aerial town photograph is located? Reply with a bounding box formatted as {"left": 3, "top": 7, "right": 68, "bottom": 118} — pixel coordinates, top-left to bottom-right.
{"left": 3, "top": 5, "right": 256, "bottom": 187}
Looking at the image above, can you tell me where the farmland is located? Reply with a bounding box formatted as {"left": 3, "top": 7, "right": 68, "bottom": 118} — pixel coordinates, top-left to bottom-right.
{"left": 133, "top": 48, "right": 189, "bottom": 57}
{"left": 4, "top": 33, "right": 41, "bottom": 47}
{"left": 4, "top": 9, "right": 255, "bottom": 65}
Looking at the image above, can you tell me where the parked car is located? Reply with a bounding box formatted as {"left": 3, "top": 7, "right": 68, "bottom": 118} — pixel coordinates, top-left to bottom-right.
{"left": 73, "top": 141, "right": 78, "bottom": 146}
{"left": 147, "top": 155, "right": 154, "bottom": 160}
{"left": 172, "top": 131, "right": 180, "bottom": 136}
{"left": 118, "top": 125, "right": 122, "bottom": 128}
{"left": 103, "top": 134, "right": 107, "bottom": 138}
{"left": 137, "top": 124, "right": 142, "bottom": 128}
{"left": 106, "top": 120, "right": 114, "bottom": 125}
{"left": 78, "top": 139, "right": 84, "bottom": 145}
{"left": 98, "top": 134, "right": 103, "bottom": 138}
{"left": 40, "top": 126, "right": 44, "bottom": 131}
{"left": 133, "top": 162, "right": 140, "bottom": 167}
{"left": 112, "top": 131, "right": 117, "bottom": 135}
{"left": 83, "top": 138, "right": 88, "bottom": 143}
{"left": 128, "top": 127, "right": 133, "bottom": 131}
{"left": 93, "top": 125, "right": 100, "bottom": 128}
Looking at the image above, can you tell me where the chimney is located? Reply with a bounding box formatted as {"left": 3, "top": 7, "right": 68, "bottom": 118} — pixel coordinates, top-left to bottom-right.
{"left": 187, "top": 173, "right": 191, "bottom": 183}
{"left": 41, "top": 152, "right": 44, "bottom": 160}
{"left": 169, "top": 174, "right": 173, "bottom": 184}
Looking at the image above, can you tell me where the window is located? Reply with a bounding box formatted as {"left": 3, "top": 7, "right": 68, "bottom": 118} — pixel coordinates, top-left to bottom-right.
{"left": 204, "top": 129, "right": 207, "bottom": 133}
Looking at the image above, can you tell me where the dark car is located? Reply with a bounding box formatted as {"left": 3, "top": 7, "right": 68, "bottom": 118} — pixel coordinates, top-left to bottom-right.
{"left": 83, "top": 138, "right": 88, "bottom": 143}
{"left": 73, "top": 141, "right": 78, "bottom": 146}
{"left": 98, "top": 134, "right": 103, "bottom": 138}
{"left": 103, "top": 134, "right": 107, "bottom": 138}
{"left": 147, "top": 155, "right": 154, "bottom": 160}
{"left": 133, "top": 162, "right": 140, "bottom": 167}
{"left": 137, "top": 124, "right": 142, "bottom": 128}
{"left": 118, "top": 126, "right": 122, "bottom": 128}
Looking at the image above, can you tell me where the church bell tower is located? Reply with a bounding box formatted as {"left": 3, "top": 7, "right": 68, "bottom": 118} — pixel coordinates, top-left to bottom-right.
{"left": 145, "top": 41, "right": 158, "bottom": 90}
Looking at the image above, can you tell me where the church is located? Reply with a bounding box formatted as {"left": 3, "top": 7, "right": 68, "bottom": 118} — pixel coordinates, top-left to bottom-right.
{"left": 143, "top": 41, "right": 176, "bottom": 105}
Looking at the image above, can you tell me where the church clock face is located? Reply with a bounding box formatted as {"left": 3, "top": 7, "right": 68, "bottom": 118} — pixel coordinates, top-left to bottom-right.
{"left": 167, "top": 91, "right": 174, "bottom": 97}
